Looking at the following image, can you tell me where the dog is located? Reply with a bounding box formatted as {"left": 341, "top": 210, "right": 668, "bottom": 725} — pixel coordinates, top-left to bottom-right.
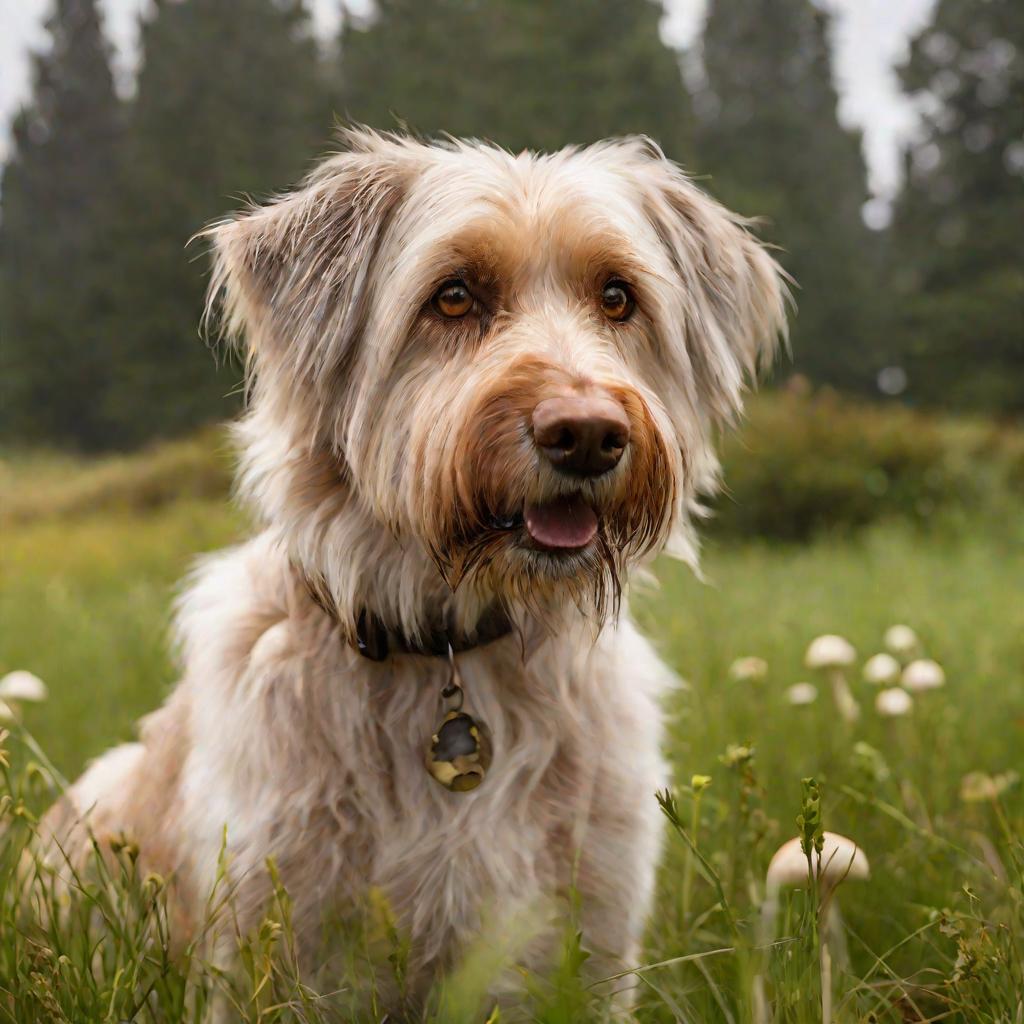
{"left": 42, "top": 128, "right": 786, "bottom": 1010}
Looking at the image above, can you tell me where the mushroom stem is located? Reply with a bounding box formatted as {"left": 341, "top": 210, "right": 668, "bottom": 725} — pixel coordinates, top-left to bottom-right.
{"left": 828, "top": 668, "right": 860, "bottom": 723}
{"left": 759, "top": 886, "right": 841, "bottom": 1024}
{"left": 820, "top": 925, "right": 833, "bottom": 1024}
{"left": 825, "top": 899, "right": 850, "bottom": 968}
{"left": 752, "top": 972, "right": 770, "bottom": 1024}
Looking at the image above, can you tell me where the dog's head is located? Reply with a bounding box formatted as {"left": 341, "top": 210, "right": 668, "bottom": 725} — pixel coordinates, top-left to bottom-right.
{"left": 207, "top": 129, "right": 787, "bottom": 621}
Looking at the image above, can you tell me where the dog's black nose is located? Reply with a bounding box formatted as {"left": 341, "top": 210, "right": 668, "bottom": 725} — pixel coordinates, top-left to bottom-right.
{"left": 532, "top": 395, "right": 631, "bottom": 477}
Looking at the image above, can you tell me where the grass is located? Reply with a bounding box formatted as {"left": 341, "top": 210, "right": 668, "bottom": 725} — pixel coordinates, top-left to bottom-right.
{"left": 0, "top": 501, "right": 244, "bottom": 775}
{"left": 633, "top": 527, "right": 1024, "bottom": 1022}
{"left": 1, "top": 422, "right": 1023, "bottom": 1021}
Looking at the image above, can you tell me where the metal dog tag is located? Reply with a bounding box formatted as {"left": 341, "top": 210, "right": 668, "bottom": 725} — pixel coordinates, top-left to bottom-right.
{"left": 424, "top": 645, "right": 492, "bottom": 791}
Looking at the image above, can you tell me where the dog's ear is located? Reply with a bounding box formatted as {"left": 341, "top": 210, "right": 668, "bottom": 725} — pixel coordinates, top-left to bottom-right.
{"left": 203, "top": 133, "right": 410, "bottom": 393}
{"left": 634, "top": 145, "right": 790, "bottom": 424}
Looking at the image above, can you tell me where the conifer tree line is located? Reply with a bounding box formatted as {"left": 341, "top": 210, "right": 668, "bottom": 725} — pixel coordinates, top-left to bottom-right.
{"left": 1, "top": 0, "right": 1020, "bottom": 451}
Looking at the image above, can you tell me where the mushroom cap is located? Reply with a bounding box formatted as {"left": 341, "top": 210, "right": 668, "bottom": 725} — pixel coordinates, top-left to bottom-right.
{"left": 805, "top": 635, "right": 856, "bottom": 669}
{"left": 901, "top": 659, "right": 945, "bottom": 692}
{"left": 863, "top": 653, "right": 901, "bottom": 686}
{"left": 0, "top": 670, "right": 48, "bottom": 703}
{"left": 729, "top": 656, "right": 768, "bottom": 682}
{"left": 785, "top": 682, "right": 818, "bottom": 706}
{"left": 766, "top": 831, "right": 870, "bottom": 891}
{"left": 875, "top": 686, "right": 913, "bottom": 717}
{"left": 884, "top": 624, "right": 919, "bottom": 657}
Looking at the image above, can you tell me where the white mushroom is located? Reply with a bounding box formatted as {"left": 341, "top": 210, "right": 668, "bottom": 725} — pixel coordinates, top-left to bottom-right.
{"left": 0, "top": 699, "right": 14, "bottom": 723}
{"left": 901, "top": 659, "right": 945, "bottom": 692}
{"left": 785, "top": 682, "right": 818, "bottom": 706}
{"left": 804, "top": 635, "right": 856, "bottom": 670}
{"left": 862, "top": 653, "right": 900, "bottom": 686}
{"left": 762, "top": 832, "right": 869, "bottom": 1024}
{"left": 875, "top": 687, "right": 913, "bottom": 717}
{"left": 884, "top": 624, "right": 919, "bottom": 659}
{"left": 805, "top": 635, "right": 859, "bottom": 722}
{"left": 0, "top": 671, "right": 48, "bottom": 703}
{"left": 729, "top": 656, "right": 768, "bottom": 683}
{"left": 766, "top": 831, "right": 870, "bottom": 893}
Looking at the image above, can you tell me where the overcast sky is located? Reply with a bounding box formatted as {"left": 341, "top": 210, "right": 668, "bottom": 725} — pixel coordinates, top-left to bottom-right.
{"left": 1, "top": 0, "right": 936, "bottom": 212}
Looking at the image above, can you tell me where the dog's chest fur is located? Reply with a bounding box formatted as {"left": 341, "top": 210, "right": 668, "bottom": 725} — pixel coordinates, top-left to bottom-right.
{"left": 163, "top": 533, "right": 671, "bottom": 973}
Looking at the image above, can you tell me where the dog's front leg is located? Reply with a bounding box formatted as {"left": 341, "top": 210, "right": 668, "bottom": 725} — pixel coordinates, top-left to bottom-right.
{"left": 571, "top": 773, "right": 665, "bottom": 1014}
{"left": 557, "top": 631, "right": 672, "bottom": 1012}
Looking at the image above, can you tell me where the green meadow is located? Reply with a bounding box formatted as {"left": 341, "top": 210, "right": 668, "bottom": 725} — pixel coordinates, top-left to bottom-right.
{"left": 1, "top": 395, "right": 1022, "bottom": 1022}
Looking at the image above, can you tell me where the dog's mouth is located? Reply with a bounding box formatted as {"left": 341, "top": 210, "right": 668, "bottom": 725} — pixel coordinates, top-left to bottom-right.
{"left": 487, "top": 494, "right": 598, "bottom": 553}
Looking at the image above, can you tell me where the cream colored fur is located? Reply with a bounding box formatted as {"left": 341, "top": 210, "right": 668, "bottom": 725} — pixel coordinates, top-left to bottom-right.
{"left": 45, "top": 129, "right": 787, "bottom": 1011}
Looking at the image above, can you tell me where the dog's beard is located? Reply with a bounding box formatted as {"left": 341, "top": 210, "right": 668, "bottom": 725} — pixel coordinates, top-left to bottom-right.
{"left": 434, "top": 516, "right": 624, "bottom": 622}
{"left": 426, "top": 474, "right": 673, "bottom": 625}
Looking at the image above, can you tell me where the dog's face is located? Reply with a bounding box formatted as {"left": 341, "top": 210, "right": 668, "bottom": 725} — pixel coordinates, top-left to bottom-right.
{"left": 210, "top": 130, "right": 786, "bottom": 616}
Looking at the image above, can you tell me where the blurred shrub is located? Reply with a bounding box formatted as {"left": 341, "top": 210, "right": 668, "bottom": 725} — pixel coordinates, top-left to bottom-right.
{"left": 0, "top": 427, "right": 233, "bottom": 526}
{"left": 2, "top": 394, "right": 1021, "bottom": 542}
{"left": 712, "top": 389, "right": 1024, "bottom": 541}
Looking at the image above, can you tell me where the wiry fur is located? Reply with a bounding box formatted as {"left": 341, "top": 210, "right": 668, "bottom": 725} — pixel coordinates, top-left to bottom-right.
{"left": 44, "top": 129, "right": 787, "bottom": 1011}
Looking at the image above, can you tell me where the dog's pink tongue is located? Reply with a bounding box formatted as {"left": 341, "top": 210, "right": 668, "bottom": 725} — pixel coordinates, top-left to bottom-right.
{"left": 524, "top": 496, "right": 598, "bottom": 550}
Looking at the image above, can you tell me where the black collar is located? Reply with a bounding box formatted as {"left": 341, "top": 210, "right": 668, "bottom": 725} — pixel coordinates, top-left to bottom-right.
{"left": 354, "top": 604, "right": 514, "bottom": 661}
{"left": 299, "top": 568, "right": 514, "bottom": 662}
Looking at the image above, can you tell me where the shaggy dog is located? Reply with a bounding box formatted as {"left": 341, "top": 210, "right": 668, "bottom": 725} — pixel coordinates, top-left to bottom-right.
{"left": 43, "top": 129, "right": 786, "bottom": 1009}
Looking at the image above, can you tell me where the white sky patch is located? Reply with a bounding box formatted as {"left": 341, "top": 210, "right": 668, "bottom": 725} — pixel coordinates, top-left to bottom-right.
{"left": 1, "top": 0, "right": 935, "bottom": 203}
{"left": 825, "top": 0, "right": 937, "bottom": 196}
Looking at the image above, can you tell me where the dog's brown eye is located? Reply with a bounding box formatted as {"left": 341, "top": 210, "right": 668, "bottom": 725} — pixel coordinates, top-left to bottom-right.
{"left": 600, "top": 280, "right": 635, "bottom": 322}
{"left": 432, "top": 280, "right": 474, "bottom": 318}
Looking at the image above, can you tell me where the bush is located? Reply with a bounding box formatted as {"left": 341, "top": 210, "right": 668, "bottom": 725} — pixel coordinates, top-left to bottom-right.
{"left": 711, "top": 389, "right": 1024, "bottom": 541}
{"left": 0, "top": 427, "right": 234, "bottom": 527}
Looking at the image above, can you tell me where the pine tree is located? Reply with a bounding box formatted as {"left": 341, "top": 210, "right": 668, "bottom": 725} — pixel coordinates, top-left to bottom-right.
{"left": 101, "top": 0, "right": 333, "bottom": 446}
{"left": 889, "top": 0, "right": 1024, "bottom": 412}
{"left": 0, "top": 0, "right": 123, "bottom": 449}
{"left": 339, "top": 0, "right": 693, "bottom": 161}
{"left": 697, "top": 0, "right": 877, "bottom": 391}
